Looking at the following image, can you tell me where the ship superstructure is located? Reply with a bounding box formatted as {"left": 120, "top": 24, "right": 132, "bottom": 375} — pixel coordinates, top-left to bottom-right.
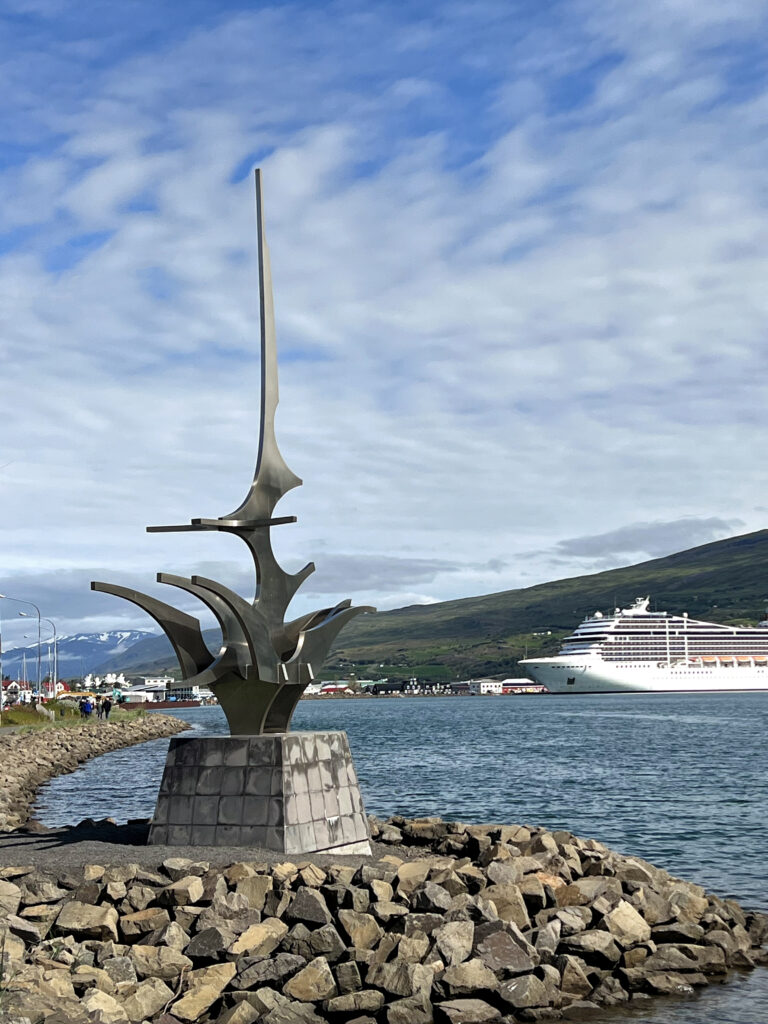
{"left": 520, "top": 597, "right": 768, "bottom": 693}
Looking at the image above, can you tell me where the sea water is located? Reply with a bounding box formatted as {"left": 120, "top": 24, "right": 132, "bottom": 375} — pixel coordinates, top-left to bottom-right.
{"left": 34, "top": 692, "right": 768, "bottom": 1023}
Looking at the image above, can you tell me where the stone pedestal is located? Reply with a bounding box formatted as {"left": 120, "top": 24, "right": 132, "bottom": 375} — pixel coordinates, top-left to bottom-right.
{"left": 148, "top": 731, "right": 371, "bottom": 855}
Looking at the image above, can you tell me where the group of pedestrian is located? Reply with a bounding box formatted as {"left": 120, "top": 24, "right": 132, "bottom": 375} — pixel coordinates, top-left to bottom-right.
{"left": 78, "top": 695, "right": 112, "bottom": 720}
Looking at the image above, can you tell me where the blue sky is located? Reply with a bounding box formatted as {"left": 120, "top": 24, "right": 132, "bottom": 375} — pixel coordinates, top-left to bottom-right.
{"left": 2, "top": 0, "right": 768, "bottom": 643}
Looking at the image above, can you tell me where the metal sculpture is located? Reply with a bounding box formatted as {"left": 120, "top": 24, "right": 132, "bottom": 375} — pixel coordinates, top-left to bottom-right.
{"left": 92, "top": 170, "right": 373, "bottom": 735}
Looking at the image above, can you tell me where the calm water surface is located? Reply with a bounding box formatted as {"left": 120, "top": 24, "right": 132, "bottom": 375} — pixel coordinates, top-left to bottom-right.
{"left": 35, "top": 692, "right": 768, "bottom": 1023}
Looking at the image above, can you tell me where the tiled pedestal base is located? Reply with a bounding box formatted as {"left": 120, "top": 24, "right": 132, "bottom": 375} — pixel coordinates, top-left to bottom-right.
{"left": 148, "top": 731, "right": 371, "bottom": 855}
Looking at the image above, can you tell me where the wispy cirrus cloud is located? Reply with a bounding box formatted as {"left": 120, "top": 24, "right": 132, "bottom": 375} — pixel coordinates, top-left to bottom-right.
{"left": 2, "top": 0, "right": 768, "bottom": 641}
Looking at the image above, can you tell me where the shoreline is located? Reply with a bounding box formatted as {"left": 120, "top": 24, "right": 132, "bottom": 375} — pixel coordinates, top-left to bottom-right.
{"left": 0, "top": 815, "right": 765, "bottom": 1023}
{"left": 0, "top": 712, "right": 189, "bottom": 832}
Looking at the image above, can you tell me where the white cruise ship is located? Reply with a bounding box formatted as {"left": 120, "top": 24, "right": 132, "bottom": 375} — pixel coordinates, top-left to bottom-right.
{"left": 519, "top": 597, "right": 768, "bottom": 693}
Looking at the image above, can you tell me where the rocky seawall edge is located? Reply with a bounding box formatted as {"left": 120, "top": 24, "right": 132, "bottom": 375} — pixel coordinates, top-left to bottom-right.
{"left": 0, "top": 714, "right": 189, "bottom": 832}
{"left": 0, "top": 814, "right": 766, "bottom": 1024}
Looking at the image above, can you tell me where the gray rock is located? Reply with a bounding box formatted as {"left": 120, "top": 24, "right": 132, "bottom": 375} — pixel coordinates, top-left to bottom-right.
{"left": 366, "top": 961, "right": 433, "bottom": 998}
{"left": 263, "top": 1001, "right": 326, "bottom": 1024}
{"left": 435, "top": 998, "right": 502, "bottom": 1023}
{"left": 334, "top": 959, "right": 362, "bottom": 993}
{"left": 497, "top": 973, "right": 549, "bottom": 1009}
{"left": 434, "top": 921, "right": 474, "bottom": 966}
{"left": 535, "top": 919, "right": 561, "bottom": 959}
{"left": 186, "top": 925, "right": 235, "bottom": 960}
{"left": 386, "top": 992, "right": 434, "bottom": 1024}
{"left": 337, "top": 910, "right": 383, "bottom": 950}
{"left": 308, "top": 922, "right": 346, "bottom": 962}
{"left": 442, "top": 959, "right": 499, "bottom": 997}
{"left": 282, "top": 956, "right": 337, "bottom": 1001}
{"left": 560, "top": 930, "right": 621, "bottom": 965}
{"left": 411, "top": 883, "right": 453, "bottom": 913}
{"left": 234, "top": 953, "right": 307, "bottom": 989}
{"left": 477, "top": 929, "right": 537, "bottom": 976}
{"left": 324, "top": 990, "right": 385, "bottom": 1015}
{"left": 285, "top": 887, "right": 332, "bottom": 927}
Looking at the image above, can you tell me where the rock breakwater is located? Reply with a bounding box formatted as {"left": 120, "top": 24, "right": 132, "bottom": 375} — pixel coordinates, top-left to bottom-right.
{"left": 0, "top": 815, "right": 766, "bottom": 1023}
{"left": 0, "top": 715, "right": 188, "bottom": 832}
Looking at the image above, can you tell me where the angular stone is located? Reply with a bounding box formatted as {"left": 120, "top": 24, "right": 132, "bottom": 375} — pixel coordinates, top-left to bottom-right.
{"left": 398, "top": 932, "right": 431, "bottom": 964}
{"left": 236, "top": 874, "right": 273, "bottom": 911}
{"left": 129, "top": 944, "right": 193, "bottom": 980}
{"left": 163, "top": 857, "right": 208, "bottom": 880}
{"left": 0, "top": 880, "right": 21, "bottom": 916}
{"left": 283, "top": 956, "right": 337, "bottom": 1001}
{"left": 603, "top": 900, "right": 652, "bottom": 946}
{"left": 4, "top": 913, "right": 42, "bottom": 943}
{"left": 263, "top": 1002, "right": 326, "bottom": 1024}
{"left": 119, "top": 907, "right": 171, "bottom": 940}
{"left": 81, "top": 989, "right": 129, "bottom": 1024}
{"left": 643, "top": 942, "right": 726, "bottom": 974}
{"left": 651, "top": 921, "right": 705, "bottom": 944}
{"left": 121, "top": 977, "right": 175, "bottom": 1022}
{"left": 160, "top": 876, "right": 205, "bottom": 906}
{"left": 337, "top": 910, "right": 383, "bottom": 950}
{"left": 233, "top": 953, "right": 306, "bottom": 990}
{"left": 185, "top": 961, "right": 237, "bottom": 993}
{"left": 366, "top": 961, "right": 433, "bottom": 998}
{"left": 555, "top": 907, "right": 592, "bottom": 936}
{"left": 55, "top": 901, "right": 118, "bottom": 942}
{"left": 434, "top": 921, "right": 474, "bottom": 966}
{"left": 442, "top": 958, "right": 498, "bottom": 997}
{"left": 411, "top": 882, "right": 452, "bottom": 913}
{"left": 186, "top": 926, "right": 235, "bottom": 960}
{"left": 436, "top": 998, "right": 502, "bottom": 1023}
{"left": 174, "top": 983, "right": 223, "bottom": 1021}
{"left": 554, "top": 954, "right": 592, "bottom": 998}
{"left": 535, "top": 918, "right": 561, "bottom": 959}
{"left": 481, "top": 885, "right": 530, "bottom": 930}
{"left": 229, "top": 918, "right": 289, "bottom": 957}
{"left": 497, "top": 973, "right": 548, "bottom": 1009}
{"left": 561, "top": 930, "right": 621, "bottom": 965}
{"left": 217, "top": 1002, "right": 260, "bottom": 1024}
{"left": 308, "top": 923, "right": 346, "bottom": 962}
{"left": 335, "top": 960, "right": 362, "bottom": 993}
{"left": 324, "top": 990, "right": 385, "bottom": 1014}
{"left": 370, "top": 878, "right": 394, "bottom": 902}
{"left": 285, "top": 887, "right": 332, "bottom": 926}
{"left": 386, "top": 992, "right": 433, "bottom": 1024}
{"left": 102, "top": 956, "right": 138, "bottom": 985}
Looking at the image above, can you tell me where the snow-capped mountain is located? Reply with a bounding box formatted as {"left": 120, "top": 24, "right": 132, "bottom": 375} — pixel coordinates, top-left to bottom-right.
{"left": 1, "top": 630, "right": 157, "bottom": 680}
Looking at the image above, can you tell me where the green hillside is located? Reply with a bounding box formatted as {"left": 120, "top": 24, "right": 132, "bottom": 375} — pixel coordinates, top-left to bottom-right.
{"left": 97, "top": 529, "right": 768, "bottom": 682}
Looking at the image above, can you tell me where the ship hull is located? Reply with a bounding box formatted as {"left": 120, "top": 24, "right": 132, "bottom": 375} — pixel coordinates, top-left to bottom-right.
{"left": 520, "top": 656, "right": 768, "bottom": 693}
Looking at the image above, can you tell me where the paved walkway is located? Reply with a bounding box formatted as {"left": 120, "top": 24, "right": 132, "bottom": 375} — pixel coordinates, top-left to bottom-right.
{"left": 0, "top": 819, "right": 395, "bottom": 869}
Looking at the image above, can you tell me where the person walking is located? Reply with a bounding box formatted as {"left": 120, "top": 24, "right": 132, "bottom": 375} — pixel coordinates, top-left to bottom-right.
{"left": 83, "top": 697, "right": 93, "bottom": 718}
{"left": 95, "top": 697, "right": 103, "bottom": 720}
{"left": 102, "top": 696, "right": 112, "bottom": 721}
{"left": 78, "top": 696, "right": 86, "bottom": 719}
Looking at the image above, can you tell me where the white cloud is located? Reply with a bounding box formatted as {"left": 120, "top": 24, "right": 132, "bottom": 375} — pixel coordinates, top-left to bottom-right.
{"left": 2, "top": 1, "right": 768, "bottom": 640}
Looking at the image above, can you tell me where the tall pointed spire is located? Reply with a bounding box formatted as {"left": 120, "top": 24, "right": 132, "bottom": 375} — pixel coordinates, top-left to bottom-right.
{"left": 93, "top": 169, "right": 373, "bottom": 735}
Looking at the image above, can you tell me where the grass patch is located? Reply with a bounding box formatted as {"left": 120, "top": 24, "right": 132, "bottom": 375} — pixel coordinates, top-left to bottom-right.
{"left": 0, "top": 703, "right": 146, "bottom": 730}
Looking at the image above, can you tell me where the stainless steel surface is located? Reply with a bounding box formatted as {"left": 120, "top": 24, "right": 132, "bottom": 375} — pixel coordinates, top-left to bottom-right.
{"left": 92, "top": 169, "right": 373, "bottom": 734}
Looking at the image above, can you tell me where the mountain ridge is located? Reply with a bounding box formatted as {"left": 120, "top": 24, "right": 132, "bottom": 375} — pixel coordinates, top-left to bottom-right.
{"left": 91, "top": 528, "right": 768, "bottom": 681}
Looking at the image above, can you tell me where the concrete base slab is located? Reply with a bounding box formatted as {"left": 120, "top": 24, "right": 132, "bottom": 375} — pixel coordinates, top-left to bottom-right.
{"left": 148, "top": 731, "right": 371, "bottom": 855}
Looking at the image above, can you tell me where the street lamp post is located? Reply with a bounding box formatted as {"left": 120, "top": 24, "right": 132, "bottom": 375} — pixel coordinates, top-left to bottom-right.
{"left": 42, "top": 617, "right": 57, "bottom": 698}
{"left": 0, "top": 595, "right": 42, "bottom": 697}
{"left": 0, "top": 604, "right": 4, "bottom": 722}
